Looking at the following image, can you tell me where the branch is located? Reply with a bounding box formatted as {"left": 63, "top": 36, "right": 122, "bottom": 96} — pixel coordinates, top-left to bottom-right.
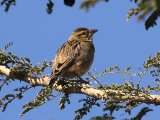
{"left": 1, "top": 65, "right": 160, "bottom": 105}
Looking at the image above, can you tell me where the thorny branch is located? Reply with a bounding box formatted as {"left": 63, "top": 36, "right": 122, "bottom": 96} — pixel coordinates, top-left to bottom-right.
{"left": 0, "top": 65, "right": 160, "bottom": 105}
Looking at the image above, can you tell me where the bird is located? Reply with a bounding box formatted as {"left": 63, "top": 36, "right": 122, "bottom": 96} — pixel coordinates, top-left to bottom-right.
{"left": 49, "top": 27, "right": 98, "bottom": 86}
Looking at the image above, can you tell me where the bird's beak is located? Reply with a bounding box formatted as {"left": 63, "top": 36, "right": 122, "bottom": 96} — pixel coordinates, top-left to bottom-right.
{"left": 88, "top": 29, "right": 98, "bottom": 40}
{"left": 89, "top": 29, "right": 98, "bottom": 35}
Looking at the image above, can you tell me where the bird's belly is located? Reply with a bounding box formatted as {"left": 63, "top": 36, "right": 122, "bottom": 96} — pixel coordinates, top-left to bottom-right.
{"left": 62, "top": 60, "right": 93, "bottom": 78}
{"left": 63, "top": 52, "right": 94, "bottom": 78}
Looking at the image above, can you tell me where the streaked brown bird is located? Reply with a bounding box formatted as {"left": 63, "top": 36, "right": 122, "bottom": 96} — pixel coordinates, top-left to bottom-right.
{"left": 49, "top": 28, "right": 98, "bottom": 86}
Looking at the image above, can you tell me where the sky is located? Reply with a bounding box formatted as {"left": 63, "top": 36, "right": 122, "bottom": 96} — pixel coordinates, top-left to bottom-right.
{"left": 0, "top": 0, "right": 160, "bottom": 120}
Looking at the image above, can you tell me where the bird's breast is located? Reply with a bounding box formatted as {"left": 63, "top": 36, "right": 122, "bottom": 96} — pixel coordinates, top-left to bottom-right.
{"left": 63, "top": 42, "right": 95, "bottom": 78}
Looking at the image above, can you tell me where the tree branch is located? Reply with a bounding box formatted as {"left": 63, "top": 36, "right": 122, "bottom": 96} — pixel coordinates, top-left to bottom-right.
{"left": 0, "top": 65, "right": 160, "bottom": 105}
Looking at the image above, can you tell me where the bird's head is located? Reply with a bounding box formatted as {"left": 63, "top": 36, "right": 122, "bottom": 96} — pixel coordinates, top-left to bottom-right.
{"left": 69, "top": 28, "right": 98, "bottom": 42}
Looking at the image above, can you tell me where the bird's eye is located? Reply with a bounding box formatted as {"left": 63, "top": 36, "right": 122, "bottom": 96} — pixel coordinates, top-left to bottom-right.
{"left": 81, "top": 32, "right": 86, "bottom": 35}
{"left": 78, "top": 31, "right": 86, "bottom": 36}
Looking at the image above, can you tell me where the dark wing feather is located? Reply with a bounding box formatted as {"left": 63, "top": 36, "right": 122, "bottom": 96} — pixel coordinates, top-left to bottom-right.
{"left": 52, "top": 40, "right": 80, "bottom": 78}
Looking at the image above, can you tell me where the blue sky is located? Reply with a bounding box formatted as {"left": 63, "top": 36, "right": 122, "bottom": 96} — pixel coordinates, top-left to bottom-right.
{"left": 0, "top": 0, "right": 160, "bottom": 120}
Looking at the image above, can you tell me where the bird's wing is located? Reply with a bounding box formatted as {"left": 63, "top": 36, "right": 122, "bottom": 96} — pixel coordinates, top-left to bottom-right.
{"left": 52, "top": 40, "right": 80, "bottom": 77}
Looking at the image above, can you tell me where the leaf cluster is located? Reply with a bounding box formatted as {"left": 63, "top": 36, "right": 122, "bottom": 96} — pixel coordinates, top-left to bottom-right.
{"left": 75, "top": 97, "right": 100, "bottom": 120}
{"left": 1, "top": 0, "right": 160, "bottom": 29}
{"left": 21, "top": 87, "right": 54, "bottom": 116}
{"left": 80, "top": 0, "right": 109, "bottom": 11}
{"left": 0, "top": 43, "right": 51, "bottom": 113}
{"left": 0, "top": 85, "right": 32, "bottom": 112}
{"left": 128, "top": 0, "right": 160, "bottom": 30}
{"left": 0, "top": 43, "right": 50, "bottom": 79}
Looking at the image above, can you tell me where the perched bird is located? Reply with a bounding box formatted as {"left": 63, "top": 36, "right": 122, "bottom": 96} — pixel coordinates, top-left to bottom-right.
{"left": 49, "top": 28, "right": 98, "bottom": 86}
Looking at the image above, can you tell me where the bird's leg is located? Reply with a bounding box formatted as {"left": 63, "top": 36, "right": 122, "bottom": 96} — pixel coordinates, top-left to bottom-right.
{"left": 56, "top": 77, "right": 67, "bottom": 85}
{"left": 73, "top": 73, "right": 89, "bottom": 84}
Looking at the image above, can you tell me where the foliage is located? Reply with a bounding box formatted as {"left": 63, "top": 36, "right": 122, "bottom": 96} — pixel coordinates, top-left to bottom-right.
{"left": 80, "top": 0, "right": 109, "bottom": 11}
{"left": 145, "top": 52, "right": 160, "bottom": 68}
{"left": 79, "top": 0, "right": 160, "bottom": 30}
{"left": 131, "top": 107, "right": 153, "bottom": 120}
{"left": 91, "top": 107, "right": 153, "bottom": 120}
{"left": 75, "top": 97, "right": 100, "bottom": 120}
{"left": 127, "top": 0, "right": 160, "bottom": 30}
{"left": 90, "top": 52, "right": 160, "bottom": 120}
{"left": 0, "top": 46, "right": 160, "bottom": 119}
{"left": 0, "top": 43, "right": 50, "bottom": 77}
{"left": 0, "top": 0, "right": 159, "bottom": 29}
{"left": 59, "top": 93, "right": 70, "bottom": 110}
{"left": 21, "top": 87, "right": 55, "bottom": 116}
{"left": 0, "top": 43, "right": 51, "bottom": 112}
{"left": 0, "top": 85, "right": 32, "bottom": 112}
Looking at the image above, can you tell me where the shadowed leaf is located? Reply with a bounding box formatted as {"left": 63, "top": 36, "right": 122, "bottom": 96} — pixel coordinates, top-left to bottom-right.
{"left": 131, "top": 107, "right": 153, "bottom": 120}
{"left": 145, "top": 10, "right": 160, "bottom": 30}
{"left": 46, "top": 0, "right": 54, "bottom": 14}
{"left": 64, "top": 0, "right": 75, "bottom": 7}
{"left": 0, "top": 0, "right": 16, "bottom": 12}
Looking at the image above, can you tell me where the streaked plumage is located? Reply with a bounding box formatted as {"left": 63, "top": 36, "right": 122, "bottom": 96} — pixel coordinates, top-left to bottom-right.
{"left": 49, "top": 28, "right": 98, "bottom": 86}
